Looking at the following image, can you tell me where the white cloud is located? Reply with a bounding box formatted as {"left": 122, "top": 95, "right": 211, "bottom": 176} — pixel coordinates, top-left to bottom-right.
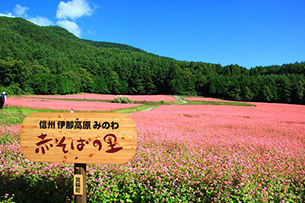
{"left": 57, "top": 20, "right": 81, "bottom": 37}
{"left": 0, "top": 2, "right": 96, "bottom": 38}
{"left": 13, "top": 4, "right": 29, "bottom": 17}
{"left": 0, "top": 4, "right": 54, "bottom": 27}
{"left": 56, "top": 0, "right": 92, "bottom": 20}
{"left": 0, "top": 12, "right": 15, "bottom": 17}
{"left": 29, "top": 16, "right": 54, "bottom": 26}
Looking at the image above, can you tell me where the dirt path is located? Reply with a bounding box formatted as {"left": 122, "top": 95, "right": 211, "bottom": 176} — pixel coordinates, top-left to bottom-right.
{"left": 173, "top": 95, "right": 187, "bottom": 103}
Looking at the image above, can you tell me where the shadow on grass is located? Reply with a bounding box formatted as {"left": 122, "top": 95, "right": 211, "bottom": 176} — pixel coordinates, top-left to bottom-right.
{"left": 0, "top": 174, "right": 73, "bottom": 203}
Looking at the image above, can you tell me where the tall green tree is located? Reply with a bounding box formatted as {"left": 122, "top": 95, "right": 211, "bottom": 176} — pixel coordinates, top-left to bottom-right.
{"left": 296, "top": 80, "right": 304, "bottom": 101}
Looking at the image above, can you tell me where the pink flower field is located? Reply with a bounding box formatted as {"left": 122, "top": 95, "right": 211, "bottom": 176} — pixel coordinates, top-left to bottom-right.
{"left": 23, "top": 93, "right": 177, "bottom": 102}
{"left": 129, "top": 103, "right": 305, "bottom": 201}
{"left": 1, "top": 100, "right": 305, "bottom": 202}
{"left": 6, "top": 97, "right": 141, "bottom": 111}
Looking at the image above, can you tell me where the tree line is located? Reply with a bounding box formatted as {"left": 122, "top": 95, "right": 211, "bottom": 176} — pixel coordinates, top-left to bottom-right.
{"left": 0, "top": 17, "right": 304, "bottom": 104}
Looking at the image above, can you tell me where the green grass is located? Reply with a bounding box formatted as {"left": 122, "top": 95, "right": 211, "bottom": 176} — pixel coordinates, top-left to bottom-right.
{"left": 19, "top": 96, "right": 113, "bottom": 103}
{"left": 0, "top": 105, "right": 159, "bottom": 126}
{"left": 109, "top": 104, "right": 158, "bottom": 114}
{"left": 0, "top": 106, "right": 67, "bottom": 126}
{"left": 159, "top": 100, "right": 255, "bottom": 106}
{"left": 183, "top": 100, "right": 256, "bottom": 106}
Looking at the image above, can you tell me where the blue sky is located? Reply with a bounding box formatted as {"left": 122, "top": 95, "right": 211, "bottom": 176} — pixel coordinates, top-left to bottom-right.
{"left": 0, "top": 0, "right": 304, "bottom": 68}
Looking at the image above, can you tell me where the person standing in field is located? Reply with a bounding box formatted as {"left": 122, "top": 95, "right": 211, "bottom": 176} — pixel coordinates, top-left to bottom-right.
{"left": 0, "top": 91, "right": 6, "bottom": 109}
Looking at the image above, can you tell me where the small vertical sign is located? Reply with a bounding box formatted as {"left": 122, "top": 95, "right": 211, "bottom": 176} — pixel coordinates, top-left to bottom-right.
{"left": 74, "top": 174, "right": 83, "bottom": 195}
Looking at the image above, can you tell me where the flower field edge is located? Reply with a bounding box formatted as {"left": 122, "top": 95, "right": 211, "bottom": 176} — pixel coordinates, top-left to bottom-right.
{"left": 1, "top": 101, "right": 305, "bottom": 202}
{"left": 22, "top": 93, "right": 177, "bottom": 102}
{"left": 6, "top": 97, "right": 142, "bottom": 112}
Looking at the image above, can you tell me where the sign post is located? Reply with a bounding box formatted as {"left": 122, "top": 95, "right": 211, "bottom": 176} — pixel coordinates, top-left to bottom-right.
{"left": 21, "top": 113, "right": 137, "bottom": 203}
{"left": 74, "top": 163, "right": 86, "bottom": 203}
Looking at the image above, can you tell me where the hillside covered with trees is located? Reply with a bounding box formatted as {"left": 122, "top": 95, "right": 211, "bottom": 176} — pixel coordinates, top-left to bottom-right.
{"left": 0, "top": 17, "right": 304, "bottom": 104}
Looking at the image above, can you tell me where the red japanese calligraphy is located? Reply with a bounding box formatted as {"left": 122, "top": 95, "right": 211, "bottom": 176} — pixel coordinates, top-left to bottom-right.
{"left": 56, "top": 136, "right": 68, "bottom": 153}
{"left": 35, "top": 133, "right": 53, "bottom": 154}
{"left": 103, "top": 134, "right": 123, "bottom": 153}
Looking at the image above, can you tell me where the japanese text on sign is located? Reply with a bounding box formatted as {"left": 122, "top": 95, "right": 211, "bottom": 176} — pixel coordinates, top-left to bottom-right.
{"left": 39, "top": 120, "right": 119, "bottom": 130}
{"left": 35, "top": 133, "right": 122, "bottom": 154}
{"left": 73, "top": 174, "right": 83, "bottom": 195}
{"left": 21, "top": 113, "right": 137, "bottom": 164}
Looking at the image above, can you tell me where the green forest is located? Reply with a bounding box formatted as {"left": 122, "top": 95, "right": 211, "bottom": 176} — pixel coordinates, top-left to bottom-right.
{"left": 0, "top": 17, "right": 304, "bottom": 104}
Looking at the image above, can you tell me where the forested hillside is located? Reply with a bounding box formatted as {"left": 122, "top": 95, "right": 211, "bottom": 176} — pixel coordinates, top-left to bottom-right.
{"left": 0, "top": 17, "right": 304, "bottom": 104}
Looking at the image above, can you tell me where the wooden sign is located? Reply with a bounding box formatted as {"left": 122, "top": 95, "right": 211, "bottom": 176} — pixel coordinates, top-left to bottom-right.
{"left": 73, "top": 174, "right": 83, "bottom": 195}
{"left": 21, "top": 113, "right": 137, "bottom": 164}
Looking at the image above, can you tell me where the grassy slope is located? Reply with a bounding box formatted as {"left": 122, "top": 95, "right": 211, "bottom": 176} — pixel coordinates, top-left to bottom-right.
{"left": 0, "top": 106, "right": 67, "bottom": 126}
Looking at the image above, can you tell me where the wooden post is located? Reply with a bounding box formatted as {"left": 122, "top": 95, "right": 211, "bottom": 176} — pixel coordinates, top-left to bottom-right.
{"left": 74, "top": 163, "right": 86, "bottom": 203}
